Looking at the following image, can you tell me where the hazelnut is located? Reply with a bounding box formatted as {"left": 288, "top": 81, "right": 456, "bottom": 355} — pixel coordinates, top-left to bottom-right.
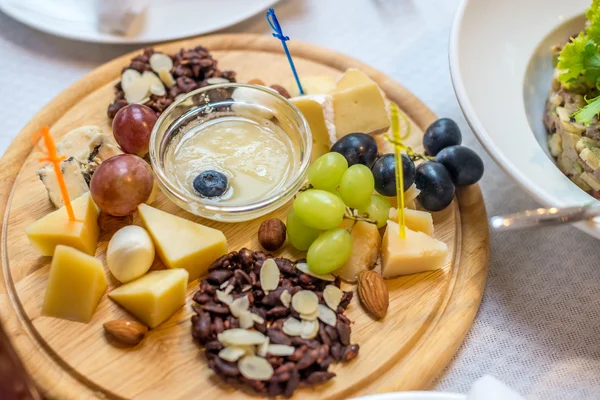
{"left": 269, "top": 84, "right": 291, "bottom": 99}
{"left": 248, "top": 78, "right": 266, "bottom": 86}
{"left": 258, "top": 218, "right": 287, "bottom": 251}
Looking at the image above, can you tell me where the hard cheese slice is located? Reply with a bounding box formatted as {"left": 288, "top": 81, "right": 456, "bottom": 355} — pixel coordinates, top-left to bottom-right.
{"left": 289, "top": 75, "right": 336, "bottom": 97}
{"left": 108, "top": 269, "right": 188, "bottom": 328}
{"left": 291, "top": 95, "right": 337, "bottom": 162}
{"left": 388, "top": 208, "right": 434, "bottom": 236}
{"left": 42, "top": 245, "right": 107, "bottom": 323}
{"left": 138, "top": 204, "right": 228, "bottom": 280}
{"left": 381, "top": 220, "right": 448, "bottom": 278}
{"left": 334, "top": 221, "right": 381, "bottom": 282}
{"left": 330, "top": 69, "right": 390, "bottom": 139}
{"left": 25, "top": 192, "right": 100, "bottom": 256}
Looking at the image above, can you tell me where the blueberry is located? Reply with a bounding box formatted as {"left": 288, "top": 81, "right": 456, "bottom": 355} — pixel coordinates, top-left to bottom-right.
{"left": 423, "top": 118, "right": 462, "bottom": 156}
{"left": 331, "top": 133, "right": 379, "bottom": 167}
{"left": 193, "top": 170, "right": 228, "bottom": 198}
{"left": 435, "top": 145, "right": 484, "bottom": 186}
{"left": 371, "top": 153, "right": 415, "bottom": 196}
{"left": 415, "top": 161, "right": 455, "bottom": 211}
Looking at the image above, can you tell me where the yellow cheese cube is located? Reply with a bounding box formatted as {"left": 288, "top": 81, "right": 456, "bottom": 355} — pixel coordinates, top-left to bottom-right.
{"left": 329, "top": 69, "right": 390, "bottom": 138}
{"left": 108, "top": 269, "right": 188, "bottom": 328}
{"left": 138, "top": 204, "right": 228, "bottom": 280}
{"left": 334, "top": 221, "right": 381, "bottom": 282}
{"left": 42, "top": 245, "right": 107, "bottom": 323}
{"left": 381, "top": 221, "right": 448, "bottom": 278}
{"left": 289, "top": 75, "right": 336, "bottom": 97}
{"left": 25, "top": 192, "right": 100, "bottom": 256}
{"left": 291, "top": 95, "right": 337, "bottom": 162}
{"left": 389, "top": 208, "right": 434, "bottom": 236}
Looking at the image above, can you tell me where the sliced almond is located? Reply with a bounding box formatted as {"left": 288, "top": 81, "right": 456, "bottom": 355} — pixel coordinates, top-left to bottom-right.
{"left": 218, "top": 346, "right": 246, "bottom": 362}
{"left": 317, "top": 304, "right": 337, "bottom": 327}
{"left": 251, "top": 313, "right": 264, "bottom": 324}
{"left": 267, "top": 344, "right": 295, "bottom": 356}
{"left": 239, "top": 345, "right": 255, "bottom": 356}
{"left": 242, "top": 284, "right": 252, "bottom": 292}
{"left": 216, "top": 290, "right": 233, "bottom": 305}
{"left": 206, "top": 77, "right": 230, "bottom": 85}
{"left": 217, "top": 329, "right": 266, "bottom": 346}
{"left": 260, "top": 258, "right": 280, "bottom": 295}
{"left": 124, "top": 76, "right": 150, "bottom": 104}
{"left": 158, "top": 67, "right": 176, "bottom": 89}
{"left": 149, "top": 53, "right": 174, "bottom": 73}
{"left": 295, "top": 262, "right": 335, "bottom": 281}
{"left": 219, "top": 281, "right": 229, "bottom": 289}
{"left": 121, "top": 69, "right": 141, "bottom": 91}
{"left": 141, "top": 71, "right": 167, "bottom": 97}
{"left": 257, "top": 337, "right": 269, "bottom": 357}
{"left": 134, "top": 97, "right": 151, "bottom": 105}
{"left": 291, "top": 290, "right": 319, "bottom": 315}
{"left": 229, "top": 295, "right": 250, "bottom": 318}
{"left": 280, "top": 290, "right": 291, "bottom": 308}
{"left": 300, "top": 320, "right": 319, "bottom": 339}
{"left": 323, "top": 285, "right": 343, "bottom": 311}
{"left": 239, "top": 311, "right": 254, "bottom": 329}
{"left": 224, "top": 284, "right": 234, "bottom": 295}
{"left": 239, "top": 355, "right": 274, "bottom": 381}
{"left": 300, "top": 307, "right": 319, "bottom": 321}
{"left": 282, "top": 317, "right": 302, "bottom": 337}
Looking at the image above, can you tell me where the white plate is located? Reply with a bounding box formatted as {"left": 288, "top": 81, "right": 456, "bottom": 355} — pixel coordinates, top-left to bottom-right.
{"left": 353, "top": 392, "right": 466, "bottom": 400}
{"left": 0, "top": 0, "right": 279, "bottom": 44}
{"left": 449, "top": 0, "right": 600, "bottom": 238}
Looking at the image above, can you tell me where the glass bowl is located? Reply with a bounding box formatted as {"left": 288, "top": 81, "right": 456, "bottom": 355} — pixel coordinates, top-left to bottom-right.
{"left": 149, "top": 83, "right": 311, "bottom": 222}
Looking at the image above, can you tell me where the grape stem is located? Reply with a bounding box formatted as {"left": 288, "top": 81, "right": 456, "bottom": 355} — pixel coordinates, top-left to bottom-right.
{"left": 298, "top": 182, "right": 313, "bottom": 192}
{"left": 410, "top": 152, "right": 435, "bottom": 162}
{"left": 343, "top": 207, "right": 377, "bottom": 226}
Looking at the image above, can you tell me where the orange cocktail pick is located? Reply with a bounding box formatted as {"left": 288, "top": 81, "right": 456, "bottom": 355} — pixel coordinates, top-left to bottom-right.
{"left": 32, "top": 127, "right": 79, "bottom": 222}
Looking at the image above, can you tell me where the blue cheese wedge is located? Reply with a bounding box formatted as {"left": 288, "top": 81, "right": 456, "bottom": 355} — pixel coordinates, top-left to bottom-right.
{"left": 38, "top": 157, "right": 89, "bottom": 208}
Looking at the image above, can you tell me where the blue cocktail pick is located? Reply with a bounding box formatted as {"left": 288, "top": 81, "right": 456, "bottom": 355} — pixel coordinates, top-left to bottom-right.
{"left": 266, "top": 8, "right": 304, "bottom": 96}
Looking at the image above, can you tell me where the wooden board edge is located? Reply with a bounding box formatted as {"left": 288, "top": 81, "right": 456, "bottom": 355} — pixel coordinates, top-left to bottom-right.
{"left": 0, "top": 33, "right": 487, "bottom": 399}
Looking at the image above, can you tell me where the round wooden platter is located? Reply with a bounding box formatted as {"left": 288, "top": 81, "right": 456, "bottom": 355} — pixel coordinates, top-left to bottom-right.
{"left": 0, "top": 34, "right": 489, "bottom": 399}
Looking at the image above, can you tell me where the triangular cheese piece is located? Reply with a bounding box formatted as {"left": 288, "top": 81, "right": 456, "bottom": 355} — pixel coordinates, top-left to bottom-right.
{"left": 25, "top": 192, "right": 100, "bottom": 256}
{"left": 138, "top": 204, "right": 228, "bottom": 280}
{"left": 289, "top": 75, "right": 336, "bottom": 97}
{"left": 330, "top": 68, "right": 374, "bottom": 93}
{"left": 291, "top": 95, "right": 337, "bottom": 162}
{"left": 388, "top": 208, "right": 434, "bottom": 236}
{"left": 42, "top": 245, "right": 107, "bottom": 323}
{"left": 108, "top": 269, "right": 188, "bottom": 328}
{"left": 381, "top": 221, "right": 448, "bottom": 278}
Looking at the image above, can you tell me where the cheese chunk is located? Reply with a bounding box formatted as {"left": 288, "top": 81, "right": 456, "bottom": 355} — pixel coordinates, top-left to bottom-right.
{"left": 381, "top": 221, "right": 448, "bottom": 278}
{"left": 330, "top": 69, "right": 390, "bottom": 139}
{"left": 25, "top": 193, "right": 100, "bottom": 256}
{"left": 42, "top": 245, "right": 107, "bottom": 323}
{"left": 291, "top": 95, "right": 337, "bottom": 162}
{"left": 138, "top": 204, "right": 228, "bottom": 280}
{"left": 37, "top": 157, "right": 89, "bottom": 208}
{"left": 389, "top": 208, "right": 434, "bottom": 236}
{"left": 334, "top": 221, "right": 381, "bottom": 282}
{"left": 289, "top": 75, "right": 336, "bottom": 97}
{"left": 56, "top": 126, "right": 104, "bottom": 164}
{"left": 108, "top": 269, "right": 188, "bottom": 328}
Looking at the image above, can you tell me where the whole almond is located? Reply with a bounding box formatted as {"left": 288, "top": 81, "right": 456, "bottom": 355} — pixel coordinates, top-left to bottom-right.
{"left": 357, "top": 271, "right": 389, "bottom": 319}
{"left": 103, "top": 320, "right": 148, "bottom": 346}
{"left": 269, "top": 84, "right": 291, "bottom": 99}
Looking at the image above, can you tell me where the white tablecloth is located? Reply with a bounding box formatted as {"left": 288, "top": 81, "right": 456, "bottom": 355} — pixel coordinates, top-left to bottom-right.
{"left": 2, "top": 0, "right": 600, "bottom": 399}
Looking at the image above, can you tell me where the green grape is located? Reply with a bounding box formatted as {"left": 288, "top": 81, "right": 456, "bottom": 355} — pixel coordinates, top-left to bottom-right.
{"left": 307, "top": 228, "right": 353, "bottom": 274}
{"left": 307, "top": 152, "right": 348, "bottom": 190}
{"left": 293, "top": 189, "right": 345, "bottom": 230}
{"left": 357, "top": 194, "right": 392, "bottom": 228}
{"left": 286, "top": 209, "right": 320, "bottom": 251}
{"left": 339, "top": 164, "right": 375, "bottom": 209}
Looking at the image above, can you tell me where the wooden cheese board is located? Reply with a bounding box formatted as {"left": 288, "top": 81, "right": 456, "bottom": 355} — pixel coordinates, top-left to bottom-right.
{"left": 0, "top": 34, "right": 489, "bottom": 399}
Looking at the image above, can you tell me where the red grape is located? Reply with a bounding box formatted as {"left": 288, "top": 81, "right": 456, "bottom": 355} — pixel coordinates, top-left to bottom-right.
{"left": 90, "top": 154, "right": 154, "bottom": 216}
{"left": 112, "top": 104, "right": 157, "bottom": 157}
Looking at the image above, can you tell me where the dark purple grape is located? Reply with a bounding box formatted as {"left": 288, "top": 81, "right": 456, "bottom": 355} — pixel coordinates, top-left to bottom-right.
{"left": 415, "top": 162, "right": 455, "bottom": 211}
{"left": 371, "top": 153, "right": 415, "bottom": 196}
{"left": 435, "top": 145, "right": 484, "bottom": 186}
{"left": 423, "top": 118, "right": 462, "bottom": 156}
{"left": 331, "top": 133, "right": 378, "bottom": 167}
{"left": 193, "top": 170, "right": 228, "bottom": 198}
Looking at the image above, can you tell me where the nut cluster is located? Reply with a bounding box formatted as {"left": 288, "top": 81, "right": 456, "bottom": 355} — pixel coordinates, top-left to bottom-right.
{"left": 191, "top": 248, "right": 358, "bottom": 397}
{"left": 107, "top": 46, "right": 237, "bottom": 118}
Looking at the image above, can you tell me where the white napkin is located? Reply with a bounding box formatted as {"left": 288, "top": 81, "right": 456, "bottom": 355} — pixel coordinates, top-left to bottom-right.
{"left": 468, "top": 375, "right": 526, "bottom": 400}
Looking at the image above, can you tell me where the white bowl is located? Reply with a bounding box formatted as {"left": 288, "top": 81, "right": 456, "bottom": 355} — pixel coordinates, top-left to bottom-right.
{"left": 449, "top": 0, "right": 600, "bottom": 237}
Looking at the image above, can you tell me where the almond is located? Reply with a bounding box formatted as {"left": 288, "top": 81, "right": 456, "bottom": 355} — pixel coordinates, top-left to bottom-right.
{"left": 357, "top": 271, "right": 389, "bottom": 320}
{"left": 103, "top": 319, "right": 148, "bottom": 346}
